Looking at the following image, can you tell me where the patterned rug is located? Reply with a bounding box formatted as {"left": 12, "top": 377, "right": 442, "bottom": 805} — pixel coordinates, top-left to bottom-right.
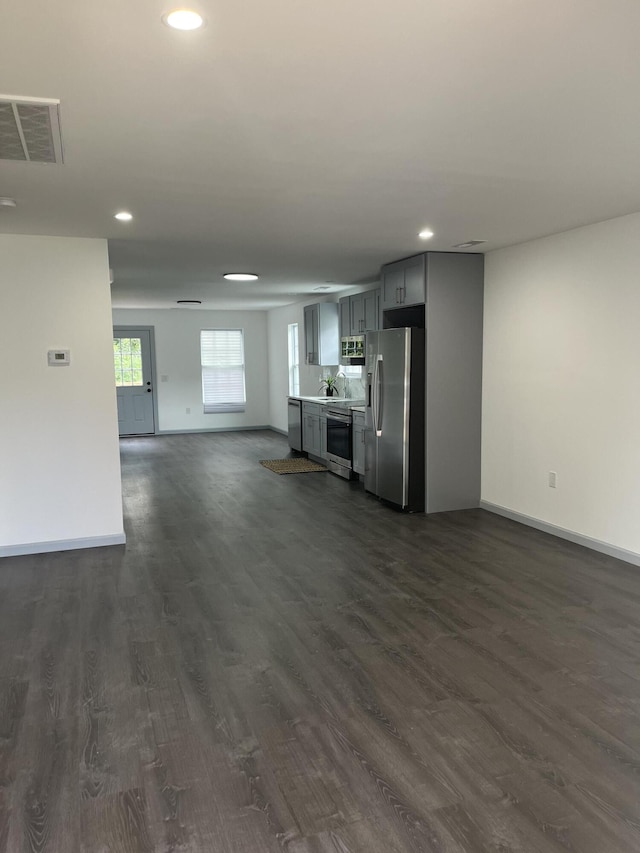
{"left": 260, "top": 458, "right": 328, "bottom": 475}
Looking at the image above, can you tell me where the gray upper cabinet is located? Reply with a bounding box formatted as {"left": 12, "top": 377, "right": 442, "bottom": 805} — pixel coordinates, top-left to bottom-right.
{"left": 380, "top": 254, "right": 426, "bottom": 310}
{"left": 304, "top": 302, "right": 339, "bottom": 366}
{"left": 362, "top": 289, "right": 379, "bottom": 332}
{"left": 350, "top": 293, "right": 365, "bottom": 334}
{"left": 338, "top": 288, "right": 380, "bottom": 336}
{"left": 304, "top": 305, "right": 318, "bottom": 364}
{"left": 339, "top": 298, "right": 351, "bottom": 340}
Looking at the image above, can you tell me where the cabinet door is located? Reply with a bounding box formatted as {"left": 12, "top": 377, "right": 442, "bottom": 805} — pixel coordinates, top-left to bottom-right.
{"left": 363, "top": 289, "right": 379, "bottom": 331}
{"left": 352, "top": 420, "right": 365, "bottom": 475}
{"left": 304, "top": 304, "right": 319, "bottom": 364}
{"left": 313, "top": 416, "right": 322, "bottom": 456}
{"left": 320, "top": 416, "right": 327, "bottom": 459}
{"left": 401, "top": 255, "right": 426, "bottom": 306}
{"left": 381, "top": 265, "right": 404, "bottom": 310}
{"left": 350, "top": 294, "right": 365, "bottom": 334}
{"left": 339, "top": 297, "right": 351, "bottom": 340}
{"left": 302, "top": 414, "right": 312, "bottom": 452}
{"left": 304, "top": 414, "right": 320, "bottom": 456}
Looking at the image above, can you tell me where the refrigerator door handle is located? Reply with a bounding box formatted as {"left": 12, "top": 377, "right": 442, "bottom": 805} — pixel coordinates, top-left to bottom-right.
{"left": 374, "top": 354, "right": 383, "bottom": 436}
{"left": 372, "top": 358, "right": 379, "bottom": 435}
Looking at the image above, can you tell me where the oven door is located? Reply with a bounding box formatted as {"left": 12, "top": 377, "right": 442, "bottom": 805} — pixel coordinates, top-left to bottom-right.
{"left": 326, "top": 412, "right": 352, "bottom": 467}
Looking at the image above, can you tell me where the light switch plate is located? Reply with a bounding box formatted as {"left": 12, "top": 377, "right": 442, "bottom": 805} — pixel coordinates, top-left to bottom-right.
{"left": 48, "top": 349, "right": 70, "bottom": 366}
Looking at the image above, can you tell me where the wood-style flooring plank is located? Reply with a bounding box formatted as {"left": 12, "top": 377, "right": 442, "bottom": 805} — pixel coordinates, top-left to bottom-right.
{"left": 1, "top": 430, "right": 640, "bottom": 850}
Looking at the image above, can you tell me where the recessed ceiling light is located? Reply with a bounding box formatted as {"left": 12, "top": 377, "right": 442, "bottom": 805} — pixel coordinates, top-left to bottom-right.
{"left": 0, "top": 197, "right": 17, "bottom": 208}
{"left": 114, "top": 211, "right": 133, "bottom": 221}
{"left": 223, "top": 273, "right": 258, "bottom": 281}
{"left": 163, "top": 9, "right": 204, "bottom": 30}
{"left": 418, "top": 229, "right": 434, "bottom": 240}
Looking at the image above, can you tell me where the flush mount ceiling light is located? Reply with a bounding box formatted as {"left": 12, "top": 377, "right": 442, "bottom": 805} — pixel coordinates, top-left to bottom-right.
{"left": 418, "top": 229, "right": 434, "bottom": 240}
{"left": 223, "top": 273, "right": 258, "bottom": 281}
{"left": 0, "top": 197, "right": 17, "bottom": 207}
{"left": 114, "top": 211, "right": 133, "bottom": 221}
{"left": 163, "top": 9, "right": 204, "bottom": 30}
{"left": 176, "top": 299, "right": 202, "bottom": 307}
{"left": 313, "top": 286, "right": 332, "bottom": 291}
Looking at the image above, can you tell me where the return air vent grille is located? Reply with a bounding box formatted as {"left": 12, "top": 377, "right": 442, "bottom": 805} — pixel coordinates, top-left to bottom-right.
{"left": 0, "top": 96, "right": 63, "bottom": 163}
{"left": 452, "top": 240, "right": 486, "bottom": 249}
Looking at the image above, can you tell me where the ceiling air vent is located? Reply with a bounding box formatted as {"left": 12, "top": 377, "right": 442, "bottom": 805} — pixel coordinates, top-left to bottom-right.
{"left": 453, "top": 240, "right": 486, "bottom": 249}
{"left": 0, "top": 95, "right": 63, "bottom": 163}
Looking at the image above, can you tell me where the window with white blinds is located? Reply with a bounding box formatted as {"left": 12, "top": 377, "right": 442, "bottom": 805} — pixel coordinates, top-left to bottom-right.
{"left": 200, "top": 329, "right": 246, "bottom": 414}
{"left": 287, "top": 322, "right": 300, "bottom": 396}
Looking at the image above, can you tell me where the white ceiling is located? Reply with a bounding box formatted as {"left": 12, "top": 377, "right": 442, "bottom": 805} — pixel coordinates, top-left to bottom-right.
{"left": 2, "top": 0, "right": 640, "bottom": 309}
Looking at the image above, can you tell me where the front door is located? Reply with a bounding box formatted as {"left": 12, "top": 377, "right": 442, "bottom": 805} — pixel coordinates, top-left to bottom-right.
{"left": 113, "top": 328, "right": 155, "bottom": 435}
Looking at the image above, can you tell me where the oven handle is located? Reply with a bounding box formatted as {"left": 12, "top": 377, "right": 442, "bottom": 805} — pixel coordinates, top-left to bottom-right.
{"left": 326, "top": 411, "right": 352, "bottom": 424}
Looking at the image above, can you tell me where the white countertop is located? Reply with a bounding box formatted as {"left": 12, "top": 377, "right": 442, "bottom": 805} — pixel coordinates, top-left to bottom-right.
{"left": 289, "top": 395, "right": 366, "bottom": 409}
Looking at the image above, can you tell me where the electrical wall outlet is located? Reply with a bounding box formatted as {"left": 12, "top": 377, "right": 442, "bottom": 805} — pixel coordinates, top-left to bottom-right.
{"left": 548, "top": 471, "right": 557, "bottom": 488}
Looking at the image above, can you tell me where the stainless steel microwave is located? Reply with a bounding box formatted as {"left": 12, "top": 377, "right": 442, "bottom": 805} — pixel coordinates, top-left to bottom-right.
{"left": 341, "top": 335, "right": 365, "bottom": 364}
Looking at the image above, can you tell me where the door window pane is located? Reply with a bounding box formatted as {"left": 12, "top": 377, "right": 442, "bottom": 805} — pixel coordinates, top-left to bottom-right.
{"left": 114, "top": 337, "right": 144, "bottom": 387}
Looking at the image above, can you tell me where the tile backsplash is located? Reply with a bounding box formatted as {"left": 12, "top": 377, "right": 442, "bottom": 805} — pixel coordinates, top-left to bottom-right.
{"left": 299, "top": 364, "right": 365, "bottom": 400}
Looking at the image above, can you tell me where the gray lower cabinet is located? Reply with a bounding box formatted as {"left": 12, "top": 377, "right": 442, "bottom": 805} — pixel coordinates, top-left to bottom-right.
{"left": 381, "top": 254, "right": 426, "bottom": 310}
{"left": 302, "top": 402, "right": 322, "bottom": 457}
{"left": 352, "top": 411, "right": 366, "bottom": 475}
{"left": 304, "top": 303, "right": 339, "bottom": 366}
{"left": 320, "top": 411, "right": 328, "bottom": 459}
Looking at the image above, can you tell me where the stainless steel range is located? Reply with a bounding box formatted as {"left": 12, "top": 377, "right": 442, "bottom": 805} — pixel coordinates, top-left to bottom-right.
{"left": 324, "top": 405, "right": 354, "bottom": 479}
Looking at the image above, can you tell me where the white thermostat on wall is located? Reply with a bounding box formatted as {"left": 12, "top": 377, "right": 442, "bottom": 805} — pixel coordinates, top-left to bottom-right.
{"left": 48, "top": 349, "right": 70, "bottom": 366}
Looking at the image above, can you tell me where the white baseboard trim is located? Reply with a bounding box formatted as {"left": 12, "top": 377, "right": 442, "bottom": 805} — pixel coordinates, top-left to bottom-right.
{"left": 269, "top": 426, "right": 288, "bottom": 436}
{"left": 480, "top": 501, "right": 640, "bottom": 568}
{"left": 155, "top": 425, "right": 271, "bottom": 435}
{"left": 0, "top": 532, "right": 126, "bottom": 558}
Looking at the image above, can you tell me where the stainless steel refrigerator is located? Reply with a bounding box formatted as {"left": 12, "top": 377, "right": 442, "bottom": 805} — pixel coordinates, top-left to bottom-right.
{"left": 365, "top": 328, "right": 425, "bottom": 511}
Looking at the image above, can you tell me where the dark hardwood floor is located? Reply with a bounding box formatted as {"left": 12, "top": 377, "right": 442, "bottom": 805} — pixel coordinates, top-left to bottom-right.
{"left": 2, "top": 430, "right": 640, "bottom": 851}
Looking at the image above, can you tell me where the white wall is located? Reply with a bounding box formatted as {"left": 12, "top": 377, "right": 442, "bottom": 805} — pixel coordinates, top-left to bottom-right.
{"left": 111, "top": 308, "right": 269, "bottom": 432}
{"left": 482, "top": 212, "right": 640, "bottom": 557}
{"left": 0, "top": 235, "right": 124, "bottom": 555}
